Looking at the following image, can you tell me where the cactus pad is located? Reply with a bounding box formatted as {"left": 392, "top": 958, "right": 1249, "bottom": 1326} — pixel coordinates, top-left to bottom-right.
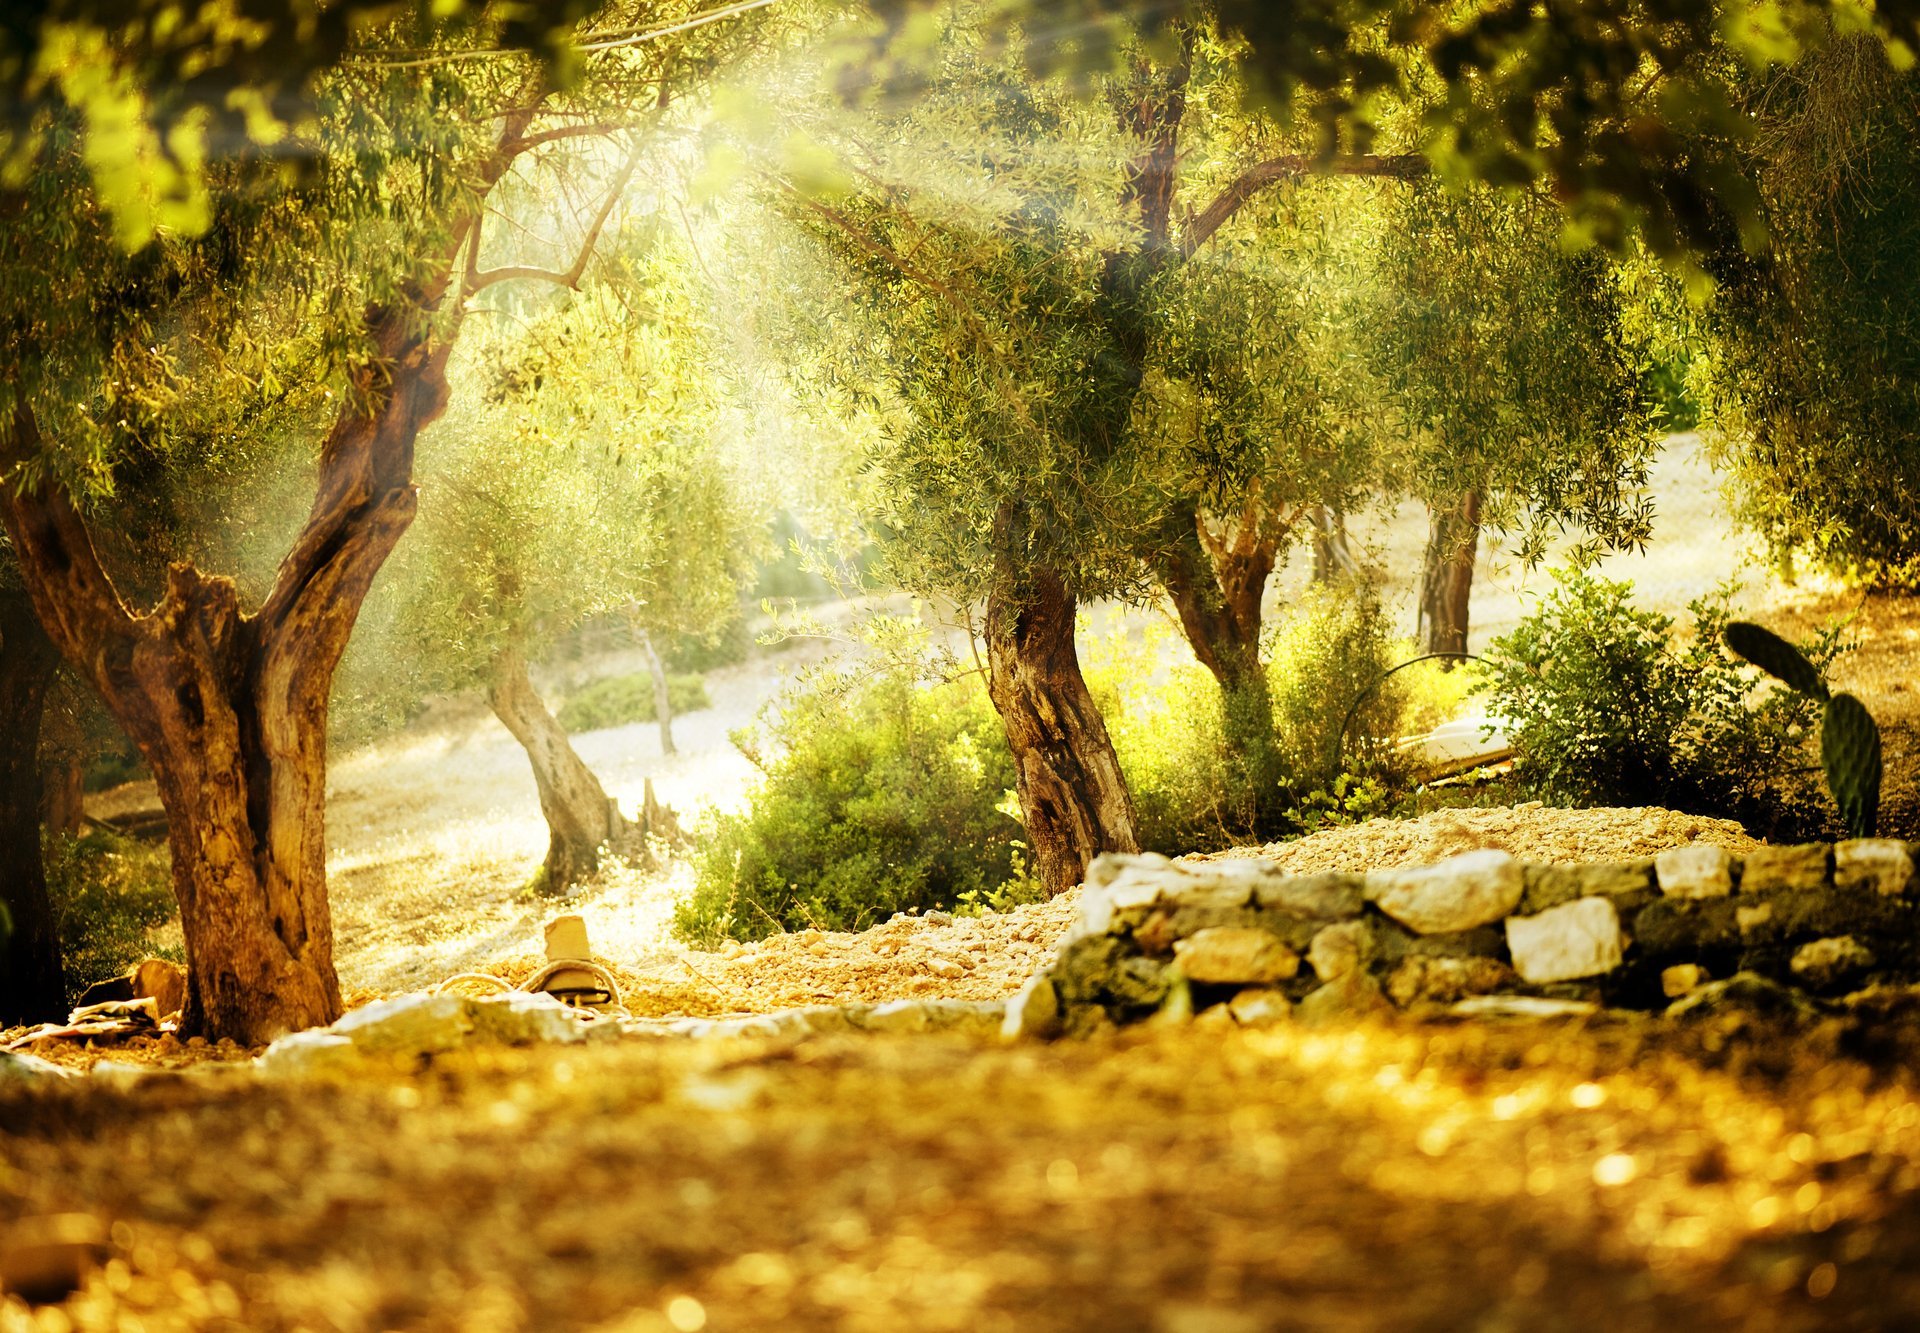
{"left": 1724, "top": 621, "right": 1830, "bottom": 701}
{"left": 1822, "top": 692, "right": 1882, "bottom": 839}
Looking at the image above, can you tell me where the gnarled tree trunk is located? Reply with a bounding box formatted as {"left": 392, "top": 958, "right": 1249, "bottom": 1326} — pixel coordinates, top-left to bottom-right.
{"left": 1153, "top": 501, "right": 1287, "bottom": 824}
{"left": 985, "top": 562, "right": 1139, "bottom": 896}
{"left": 0, "top": 303, "right": 452, "bottom": 1044}
{"left": 0, "top": 584, "right": 65, "bottom": 1026}
{"left": 638, "top": 628, "right": 676, "bottom": 756}
{"left": 1418, "top": 487, "right": 1482, "bottom": 656}
{"left": 489, "top": 645, "right": 644, "bottom": 892}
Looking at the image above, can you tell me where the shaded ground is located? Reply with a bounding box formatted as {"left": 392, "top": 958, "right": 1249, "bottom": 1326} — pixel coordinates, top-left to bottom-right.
{"left": 9, "top": 1011, "right": 1920, "bottom": 1332}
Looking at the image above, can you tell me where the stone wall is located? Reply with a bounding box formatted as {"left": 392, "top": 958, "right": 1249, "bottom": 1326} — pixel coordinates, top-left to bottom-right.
{"left": 1007, "top": 841, "right": 1920, "bottom": 1036}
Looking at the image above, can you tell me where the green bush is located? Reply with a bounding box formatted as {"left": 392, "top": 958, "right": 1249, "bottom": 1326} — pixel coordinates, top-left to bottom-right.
{"left": 1479, "top": 570, "right": 1839, "bottom": 833}
{"left": 675, "top": 655, "right": 1028, "bottom": 945}
{"left": 1086, "top": 586, "right": 1421, "bottom": 854}
{"left": 46, "top": 830, "right": 180, "bottom": 1005}
{"left": 664, "top": 616, "right": 752, "bottom": 673}
{"left": 557, "top": 671, "right": 710, "bottom": 733}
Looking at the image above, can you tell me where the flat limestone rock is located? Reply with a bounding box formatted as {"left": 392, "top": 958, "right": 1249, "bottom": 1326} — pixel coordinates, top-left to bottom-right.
{"left": 0, "top": 1051, "right": 75, "bottom": 1083}
{"left": 1226, "top": 987, "right": 1292, "bottom": 1027}
{"left": 1655, "top": 845, "right": 1733, "bottom": 899}
{"left": 258, "top": 1030, "right": 360, "bottom": 1076}
{"left": 1364, "top": 850, "right": 1524, "bottom": 935}
{"left": 1002, "top": 975, "right": 1061, "bottom": 1040}
{"left": 467, "top": 992, "right": 591, "bottom": 1046}
{"left": 1740, "top": 844, "right": 1828, "bottom": 893}
{"left": 331, "top": 992, "right": 474, "bottom": 1056}
{"left": 1661, "top": 964, "right": 1708, "bottom": 998}
{"left": 1505, "top": 897, "right": 1624, "bottom": 985}
{"left": 1450, "top": 995, "right": 1598, "bottom": 1020}
{"left": 1172, "top": 927, "right": 1300, "bottom": 985}
{"left": 1308, "top": 921, "right": 1371, "bottom": 982}
{"left": 1834, "top": 840, "right": 1914, "bottom": 897}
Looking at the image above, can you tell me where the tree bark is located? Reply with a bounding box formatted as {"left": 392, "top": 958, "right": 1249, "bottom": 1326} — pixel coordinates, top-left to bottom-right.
{"left": 489, "top": 645, "right": 643, "bottom": 892}
{"left": 1153, "top": 502, "right": 1287, "bottom": 821}
{"left": 1419, "top": 488, "right": 1482, "bottom": 656}
{"left": 1310, "top": 506, "right": 1358, "bottom": 584}
{"left": 0, "top": 584, "right": 66, "bottom": 1026}
{"left": 41, "top": 746, "right": 84, "bottom": 840}
{"left": 638, "top": 629, "right": 676, "bottom": 756}
{"left": 984, "top": 562, "right": 1139, "bottom": 896}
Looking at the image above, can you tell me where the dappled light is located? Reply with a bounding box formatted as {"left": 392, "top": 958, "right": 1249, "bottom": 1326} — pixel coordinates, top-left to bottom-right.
{"left": 6, "top": 2, "right": 1920, "bottom": 1329}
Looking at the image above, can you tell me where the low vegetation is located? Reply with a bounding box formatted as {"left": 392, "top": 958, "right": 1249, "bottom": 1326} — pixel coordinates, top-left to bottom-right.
{"left": 556, "top": 672, "right": 711, "bottom": 734}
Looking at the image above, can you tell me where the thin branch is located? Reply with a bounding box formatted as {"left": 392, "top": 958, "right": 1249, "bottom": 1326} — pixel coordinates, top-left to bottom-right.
{"left": 467, "top": 142, "right": 645, "bottom": 296}
{"left": 501, "top": 120, "right": 638, "bottom": 155}
{"left": 1182, "top": 153, "right": 1429, "bottom": 257}
{"left": 352, "top": 0, "right": 780, "bottom": 71}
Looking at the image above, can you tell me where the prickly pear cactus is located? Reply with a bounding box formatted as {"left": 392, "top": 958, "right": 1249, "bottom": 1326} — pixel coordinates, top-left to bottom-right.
{"left": 1822, "top": 692, "right": 1882, "bottom": 839}
{"left": 1723, "top": 621, "right": 1830, "bottom": 701}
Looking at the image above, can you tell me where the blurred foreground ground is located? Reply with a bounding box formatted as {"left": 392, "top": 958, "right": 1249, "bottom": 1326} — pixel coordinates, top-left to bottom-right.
{"left": 8, "top": 1010, "right": 1920, "bottom": 1331}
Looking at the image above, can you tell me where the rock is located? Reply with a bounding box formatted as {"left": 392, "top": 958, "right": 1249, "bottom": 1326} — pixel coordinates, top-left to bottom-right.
{"left": 1790, "top": 936, "right": 1877, "bottom": 990}
{"left": 1249, "top": 870, "right": 1366, "bottom": 920}
{"left": 1661, "top": 964, "right": 1708, "bottom": 998}
{"left": 1002, "top": 975, "right": 1062, "bottom": 1040}
{"left": 1667, "top": 972, "right": 1822, "bottom": 1021}
{"left": 467, "top": 992, "right": 590, "bottom": 1045}
{"left": 1505, "top": 897, "right": 1624, "bottom": 985}
{"left": 257, "top": 1030, "right": 361, "bottom": 1076}
{"left": 1835, "top": 840, "right": 1914, "bottom": 897}
{"left": 331, "top": 992, "right": 474, "bottom": 1057}
{"left": 1449, "top": 995, "right": 1599, "bottom": 1019}
{"left": 1226, "top": 987, "right": 1292, "bottom": 1027}
{"left": 1104, "top": 956, "right": 1174, "bottom": 1010}
{"left": 1520, "top": 860, "right": 1655, "bottom": 914}
{"left": 1740, "top": 844, "right": 1828, "bottom": 893}
{"left": 0, "top": 1214, "right": 109, "bottom": 1305}
{"left": 855, "top": 999, "right": 1004, "bottom": 1035}
{"left": 1364, "top": 850, "right": 1524, "bottom": 935}
{"left": 1655, "top": 845, "right": 1733, "bottom": 898}
{"left": 1736, "top": 902, "right": 1774, "bottom": 935}
{"left": 1384, "top": 955, "right": 1517, "bottom": 1007}
{"left": 0, "top": 1051, "right": 74, "bottom": 1083}
{"left": 1172, "top": 927, "right": 1300, "bottom": 985}
{"left": 1296, "top": 969, "right": 1392, "bottom": 1024}
{"left": 1308, "top": 921, "right": 1371, "bottom": 982}
{"left": 926, "top": 958, "right": 966, "bottom": 980}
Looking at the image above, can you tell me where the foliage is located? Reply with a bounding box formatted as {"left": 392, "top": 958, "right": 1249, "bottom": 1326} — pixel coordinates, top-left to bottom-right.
{"left": 1085, "top": 587, "right": 1417, "bottom": 854}
{"left": 1364, "top": 185, "right": 1660, "bottom": 567}
{"left": 1722, "top": 621, "right": 1884, "bottom": 837}
{"left": 1479, "top": 571, "right": 1841, "bottom": 834}
{"left": 557, "top": 672, "right": 710, "bottom": 734}
{"left": 1698, "top": 40, "right": 1920, "bottom": 584}
{"left": 45, "top": 830, "right": 180, "bottom": 1005}
{"left": 676, "top": 644, "right": 1024, "bottom": 945}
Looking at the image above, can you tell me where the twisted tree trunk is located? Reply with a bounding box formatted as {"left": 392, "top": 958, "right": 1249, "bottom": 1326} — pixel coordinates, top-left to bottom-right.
{"left": 0, "top": 584, "right": 65, "bottom": 1026}
{"left": 985, "top": 562, "right": 1139, "bottom": 896}
{"left": 489, "top": 646, "right": 643, "bottom": 892}
{"left": 1419, "top": 487, "right": 1482, "bottom": 656}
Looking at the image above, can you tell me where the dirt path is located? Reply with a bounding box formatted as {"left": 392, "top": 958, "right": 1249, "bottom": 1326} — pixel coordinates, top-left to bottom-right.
{"left": 8, "top": 1011, "right": 1920, "bottom": 1332}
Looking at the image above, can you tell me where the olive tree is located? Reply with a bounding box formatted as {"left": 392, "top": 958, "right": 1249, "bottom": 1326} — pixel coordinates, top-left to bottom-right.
{"left": 363, "top": 260, "right": 758, "bottom": 893}
{"left": 0, "top": 3, "right": 761, "bottom": 1043}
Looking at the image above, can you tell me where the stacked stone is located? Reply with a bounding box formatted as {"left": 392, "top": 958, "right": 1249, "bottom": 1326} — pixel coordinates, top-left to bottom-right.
{"left": 1006, "top": 840, "right": 1920, "bottom": 1036}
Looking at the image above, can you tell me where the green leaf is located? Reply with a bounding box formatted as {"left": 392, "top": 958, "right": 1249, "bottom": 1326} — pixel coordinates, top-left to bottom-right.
{"left": 1821, "top": 693, "right": 1882, "bottom": 840}
{"left": 1723, "top": 621, "right": 1829, "bottom": 701}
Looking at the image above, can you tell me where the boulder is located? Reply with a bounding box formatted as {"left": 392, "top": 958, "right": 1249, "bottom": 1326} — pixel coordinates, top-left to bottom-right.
{"left": 1520, "top": 860, "right": 1655, "bottom": 914}
{"left": 1307, "top": 921, "right": 1371, "bottom": 982}
{"left": 1661, "top": 964, "right": 1708, "bottom": 998}
{"left": 1385, "top": 955, "right": 1517, "bottom": 1007}
{"left": 1790, "top": 936, "right": 1877, "bottom": 990}
{"left": 1740, "top": 844, "right": 1828, "bottom": 893}
{"left": 1654, "top": 845, "right": 1733, "bottom": 899}
{"left": 1296, "top": 969, "right": 1392, "bottom": 1024}
{"left": 1364, "top": 850, "right": 1524, "bottom": 934}
{"left": 467, "top": 992, "right": 591, "bottom": 1045}
{"left": 257, "top": 1030, "right": 361, "bottom": 1076}
{"left": 1505, "top": 897, "right": 1624, "bottom": 984}
{"left": 1002, "top": 975, "right": 1062, "bottom": 1040}
{"left": 1834, "top": 840, "right": 1914, "bottom": 897}
{"left": 1172, "top": 927, "right": 1300, "bottom": 985}
{"left": 330, "top": 992, "right": 474, "bottom": 1057}
{"left": 1226, "top": 987, "right": 1292, "bottom": 1027}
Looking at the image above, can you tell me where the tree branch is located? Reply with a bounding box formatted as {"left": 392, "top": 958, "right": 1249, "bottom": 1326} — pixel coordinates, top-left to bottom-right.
{"left": 0, "top": 403, "right": 137, "bottom": 668}
{"left": 466, "top": 141, "right": 643, "bottom": 295}
{"left": 500, "top": 120, "right": 638, "bottom": 155}
{"left": 1182, "top": 153, "right": 1429, "bottom": 257}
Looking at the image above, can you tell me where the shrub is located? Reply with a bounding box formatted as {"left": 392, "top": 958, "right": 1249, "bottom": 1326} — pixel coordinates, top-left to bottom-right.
{"left": 45, "top": 830, "right": 180, "bottom": 1004}
{"left": 1478, "top": 570, "right": 1839, "bottom": 832}
{"left": 557, "top": 672, "right": 710, "bottom": 733}
{"left": 675, "top": 652, "right": 1026, "bottom": 945}
{"left": 1086, "top": 585, "right": 1422, "bottom": 854}
{"left": 664, "top": 616, "right": 752, "bottom": 673}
